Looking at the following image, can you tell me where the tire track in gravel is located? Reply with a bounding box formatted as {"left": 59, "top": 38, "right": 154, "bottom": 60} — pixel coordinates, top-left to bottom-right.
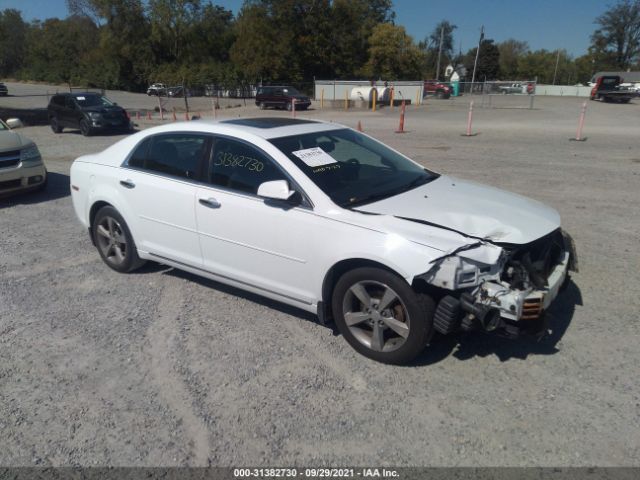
{"left": 145, "top": 277, "right": 211, "bottom": 466}
{"left": 2, "top": 252, "right": 97, "bottom": 279}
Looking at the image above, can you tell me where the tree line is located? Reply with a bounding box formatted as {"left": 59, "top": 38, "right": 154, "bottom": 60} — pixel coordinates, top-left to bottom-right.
{"left": 0, "top": 0, "right": 638, "bottom": 92}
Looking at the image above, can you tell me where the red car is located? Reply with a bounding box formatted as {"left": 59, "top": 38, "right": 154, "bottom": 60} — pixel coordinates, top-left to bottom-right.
{"left": 423, "top": 81, "right": 451, "bottom": 99}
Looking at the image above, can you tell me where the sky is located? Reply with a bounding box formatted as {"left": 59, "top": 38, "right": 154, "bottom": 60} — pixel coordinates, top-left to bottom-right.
{"left": 0, "top": 0, "right": 607, "bottom": 57}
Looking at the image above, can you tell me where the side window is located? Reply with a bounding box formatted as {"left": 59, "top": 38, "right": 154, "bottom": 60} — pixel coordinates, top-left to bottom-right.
{"left": 65, "top": 96, "right": 75, "bottom": 109}
{"left": 127, "top": 137, "right": 151, "bottom": 168}
{"left": 145, "top": 134, "right": 207, "bottom": 179}
{"left": 208, "top": 138, "right": 286, "bottom": 195}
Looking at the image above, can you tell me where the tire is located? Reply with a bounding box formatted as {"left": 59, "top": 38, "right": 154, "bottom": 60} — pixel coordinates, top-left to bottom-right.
{"left": 436, "top": 91, "right": 444, "bottom": 99}
{"left": 286, "top": 102, "right": 293, "bottom": 111}
{"left": 50, "top": 117, "right": 63, "bottom": 133}
{"left": 80, "top": 119, "right": 93, "bottom": 137}
{"left": 259, "top": 102, "right": 266, "bottom": 110}
{"left": 92, "top": 206, "right": 145, "bottom": 273}
{"left": 331, "top": 267, "right": 435, "bottom": 364}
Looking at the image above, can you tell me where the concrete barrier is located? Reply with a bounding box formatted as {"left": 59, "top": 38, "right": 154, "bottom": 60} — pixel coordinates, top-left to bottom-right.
{"left": 534, "top": 85, "right": 592, "bottom": 97}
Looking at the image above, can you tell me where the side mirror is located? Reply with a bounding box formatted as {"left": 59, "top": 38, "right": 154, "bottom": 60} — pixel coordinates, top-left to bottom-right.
{"left": 257, "top": 180, "right": 295, "bottom": 201}
{"left": 113, "top": 102, "right": 118, "bottom": 106}
{"left": 6, "top": 118, "right": 23, "bottom": 129}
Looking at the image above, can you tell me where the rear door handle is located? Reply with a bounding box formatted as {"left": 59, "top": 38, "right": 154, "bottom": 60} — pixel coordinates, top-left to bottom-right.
{"left": 119, "top": 179, "right": 135, "bottom": 189}
{"left": 199, "top": 197, "right": 221, "bottom": 209}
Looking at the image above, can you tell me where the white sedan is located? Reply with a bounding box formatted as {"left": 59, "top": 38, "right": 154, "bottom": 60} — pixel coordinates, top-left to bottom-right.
{"left": 70, "top": 117, "right": 577, "bottom": 364}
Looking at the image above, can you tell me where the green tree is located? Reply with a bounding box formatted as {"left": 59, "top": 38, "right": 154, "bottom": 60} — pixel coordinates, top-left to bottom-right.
{"left": 590, "top": 0, "right": 640, "bottom": 70}
{"left": 67, "top": 0, "right": 152, "bottom": 90}
{"left": 517, "top": 49, "right": 575, "bottom": 84}
{"left": 21, "top": 16, "right": 99, "bottom": 85}
{"left": 465, "top": 39, "right": 500, "bottom": 81}
{"left": 419, "top": 20, "right": 457, "bottom": 79}
{"left": 497, "top": 39, "right": 529, "bottom": 79}
{"left": 362, "top": 23, "right": 423, "bottom": 80}
{"left": 0, "top": 9, "right": 28, "bottom": 76}
{"left": 230, "top": 2, "right": 292, "bottom": 82}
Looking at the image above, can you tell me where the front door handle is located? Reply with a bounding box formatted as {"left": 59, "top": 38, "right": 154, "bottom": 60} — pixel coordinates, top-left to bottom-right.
{"left": 119, "top": 179, "right": 135, "bottom": 189}
{"left": 199, "top": 197, "right": 221, "bottom": 209}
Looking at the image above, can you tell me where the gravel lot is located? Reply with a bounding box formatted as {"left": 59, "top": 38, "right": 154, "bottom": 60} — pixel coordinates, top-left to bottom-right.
{"left": 1, "top": 82, "right": 639, "bottom": 467}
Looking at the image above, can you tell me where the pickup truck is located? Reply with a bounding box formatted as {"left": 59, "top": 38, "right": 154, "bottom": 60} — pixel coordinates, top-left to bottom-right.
{"left": 590, "top": 76, "right": 635, "bottom": 103}
{"left": 498, "top": 83, "right": 525, "bottom": 94}
{"left": 423, "top": 81, "right": 451, "bottom": 99}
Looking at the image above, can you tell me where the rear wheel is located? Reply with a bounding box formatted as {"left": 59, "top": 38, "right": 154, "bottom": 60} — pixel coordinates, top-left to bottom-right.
{"left": 332, "top": 267, "right": 435, "bottom": 364}
{"left": 93, "top": 206, "right": 145, "bottom": 273}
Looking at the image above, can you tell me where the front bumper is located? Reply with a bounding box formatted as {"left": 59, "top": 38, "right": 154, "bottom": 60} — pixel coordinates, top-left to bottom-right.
{"left": 90, "top": 118, "right": 131, "bottom": 130}
{"left": 0, "top": 161, "right": 47, "bottom": 196}
{"left": 454, "top": 251, "right": 571, "bottom": 338}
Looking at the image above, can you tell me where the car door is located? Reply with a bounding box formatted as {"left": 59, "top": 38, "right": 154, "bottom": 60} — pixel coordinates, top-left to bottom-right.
{"left": 272, "top": 88, "right": 284, "bottom": 108}
{"left": 194, "top": 136, "right": 319, "bottom": 306}
{"left": 119, "top": 133, "right": 209, "bottom": 266}
{"left": 61, "top": 96, "right": 78, "bottom": 128}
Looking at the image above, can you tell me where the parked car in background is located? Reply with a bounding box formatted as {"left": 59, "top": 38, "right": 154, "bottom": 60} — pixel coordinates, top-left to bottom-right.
{"left": 423, "top": 81, "right": 451, "bottom": 99}
{"left": 146, "top": 83, "right": 167, "bottom": 96}
{"left": 48, "top": 92, "right": 132, "bottom": 137}
{"left": 0, "top": 117, "right": 47, "bottom": 196}
{"left": 590, "top": 76, "right": 635, "bottom": 103}
{"left": 70, "top": 117, "right": 576, "bottom": 364}
{"left": 498, "top": 83, "right": 525, "bottom": 94}
{"left": 0, "top": 82, "right": 8, "bottom": 96}
{"left": 255, "top": 86, "right": 311, "bottom": 111}
{"left": 167, "top": 86, "right": 190, "bottom": 98}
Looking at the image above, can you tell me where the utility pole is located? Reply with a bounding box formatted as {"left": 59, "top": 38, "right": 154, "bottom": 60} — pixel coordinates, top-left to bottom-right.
{"left": 435, "top": 25, "right": 444, "bottom": 81}
{"left": 470, "top": 25, "right": 484, "bottom": 94}
{"left": 552, "top": 49, "right": 561, "bottom": 85}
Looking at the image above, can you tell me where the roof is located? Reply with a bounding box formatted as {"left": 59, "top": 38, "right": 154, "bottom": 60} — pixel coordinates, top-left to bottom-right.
{"left": 131, "top": 117, "right": 344, "bottom": 140}
{"left": 221, "top": 117, "right": 317, "bottom": 129}
{"left": 591, "top": 71, "right": 640, "bottom": 82}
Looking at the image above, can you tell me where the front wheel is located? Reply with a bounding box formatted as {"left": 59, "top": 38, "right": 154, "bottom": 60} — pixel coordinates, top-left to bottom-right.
{"left": 80, "top": 119, "right": 93, "bottom": 136}
{"left": 286, "top": 102, "right": 293, "bottom": 111}
{"left": 50, "top": 117, "right": 63, "bottom": 133}
{"left": 259, "top": 102, "right": 266, "bottom": 110}
{"left": 332, "top": 267, "right": 435, "bottom": 364}
{"left": 92, "top": 206, "right": 145, "bottom": 273}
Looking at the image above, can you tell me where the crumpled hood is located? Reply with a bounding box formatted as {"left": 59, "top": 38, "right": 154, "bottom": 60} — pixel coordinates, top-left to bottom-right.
{"left": 356, "top": 175, "right": 561, "bottom": 245}
{"left": 0, "top": 130, "right": 31, "bottom": 151}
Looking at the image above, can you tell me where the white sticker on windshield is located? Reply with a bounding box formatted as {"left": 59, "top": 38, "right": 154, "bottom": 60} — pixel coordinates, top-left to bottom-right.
{"left": 76, "top": 96, "right": 85, "bottom": 100}
{"left": 292, "top": 147, "right": 338, "bottom": 167}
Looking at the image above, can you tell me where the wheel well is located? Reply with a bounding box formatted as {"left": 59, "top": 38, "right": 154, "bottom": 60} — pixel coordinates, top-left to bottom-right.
{"left": 89, "top": 201, "right": 112, "bottom": 237}
{"left": 321, "top": 259, "right": 402, "bottom": 316}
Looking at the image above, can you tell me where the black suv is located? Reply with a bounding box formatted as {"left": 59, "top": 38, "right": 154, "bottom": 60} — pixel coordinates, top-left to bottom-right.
{"left": 255, "top": 86, "right": 311, "bottom": 111}
{"left": 47, "top": 93, "right": 132, "bottom": 136}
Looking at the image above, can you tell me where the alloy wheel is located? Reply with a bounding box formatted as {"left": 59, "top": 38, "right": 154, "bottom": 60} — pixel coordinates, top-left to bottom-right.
{"left": 95, "top": 216, "right": 127, "bottom": 267}
{"left": 342, "top": 280, "right": 410, "bottom": 353}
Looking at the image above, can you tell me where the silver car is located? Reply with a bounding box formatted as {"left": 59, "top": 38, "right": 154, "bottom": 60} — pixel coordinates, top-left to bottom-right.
{"left": 0, "top": 118, "right": 47, "bottom": 196}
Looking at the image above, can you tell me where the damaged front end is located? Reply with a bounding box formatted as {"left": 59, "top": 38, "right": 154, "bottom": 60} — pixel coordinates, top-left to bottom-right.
{"left": 415, "top": 229, "right": 578, "bottom": 338}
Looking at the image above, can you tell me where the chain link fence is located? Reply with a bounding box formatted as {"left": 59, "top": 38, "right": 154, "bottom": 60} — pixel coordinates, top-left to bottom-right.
{"left": 457, "top": 80, "right": 538, "bottom": 109}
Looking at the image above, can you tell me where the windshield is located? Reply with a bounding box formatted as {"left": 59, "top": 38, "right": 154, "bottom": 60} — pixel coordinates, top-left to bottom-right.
{"left": 270, "top": 128, "right": 438, "bottom": 207}
{"left": 73, "top": 95, "right": 113, "bottom": 107}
